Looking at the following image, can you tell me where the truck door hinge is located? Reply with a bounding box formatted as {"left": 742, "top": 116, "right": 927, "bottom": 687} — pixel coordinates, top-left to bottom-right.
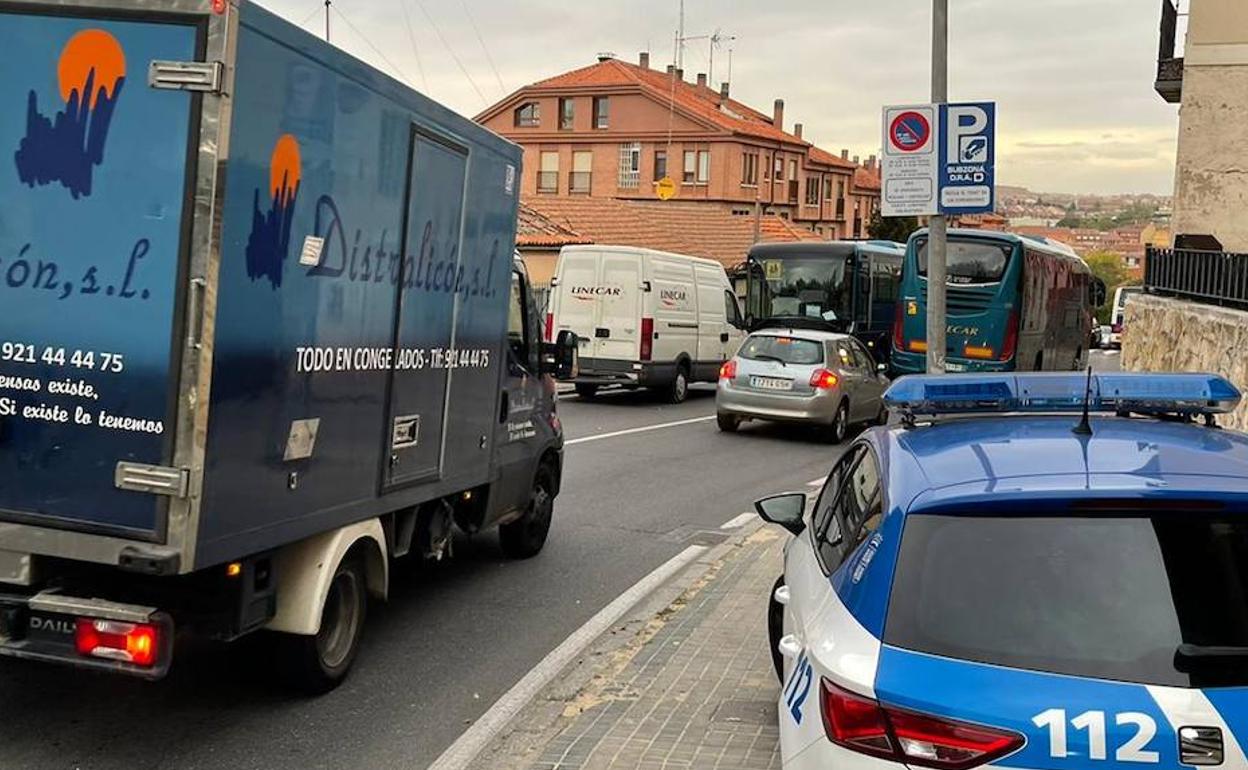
{"left": 148, "top": 60, "right": 224, "bottom": 94}
{"left": 115, "top": 462, "right": 191, "bottom": 498}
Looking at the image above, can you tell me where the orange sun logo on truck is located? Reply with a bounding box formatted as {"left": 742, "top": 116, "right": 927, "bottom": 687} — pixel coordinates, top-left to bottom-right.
{"left": 246, "top": 134, "right": 302, "bottom": 289}
{"left": 14, "top": 28, "right": 126, "bottom": 199}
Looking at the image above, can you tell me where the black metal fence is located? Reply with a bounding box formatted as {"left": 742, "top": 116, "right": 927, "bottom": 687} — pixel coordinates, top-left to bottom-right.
{"left": 1145, "top": 247, "right": 1248, "bottom": 310}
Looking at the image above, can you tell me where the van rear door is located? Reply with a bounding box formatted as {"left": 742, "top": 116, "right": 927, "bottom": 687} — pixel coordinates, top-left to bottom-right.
{"left": 0, "top": 11, "right": 200, "bottom": 538}
{"left": 553, "top": 250, "right": 600, "bottom": 358}
{"left": 596, "top": 252, "right": 642, "bottom": 360}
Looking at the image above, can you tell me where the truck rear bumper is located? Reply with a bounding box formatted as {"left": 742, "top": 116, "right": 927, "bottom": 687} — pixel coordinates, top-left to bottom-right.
{"left": 0, "top": 591, "right": 173, "bottom": 680}
{"left": 575, "top": 359, "right": 673, "bottom": 387}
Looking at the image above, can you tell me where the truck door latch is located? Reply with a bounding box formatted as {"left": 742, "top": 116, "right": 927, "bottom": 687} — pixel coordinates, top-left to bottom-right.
{"left": 148, "top": 60, "right": 225, "bottom": 94}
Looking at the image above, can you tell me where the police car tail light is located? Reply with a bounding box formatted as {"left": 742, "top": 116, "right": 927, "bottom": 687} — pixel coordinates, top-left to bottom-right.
{"left": 887, "top": 707, "right": 1024, "bottom": 769}
{"left": 75, "top": 618, "right": 159, "bottom": 667}
{"left": 820, "top": 681, "right": 895, "bottom": 758}
{"left": 810, "top": 369, "right": 839, "bottom": 390}
{"left": 719, "top": 360, "right": 737, "bottom": 381}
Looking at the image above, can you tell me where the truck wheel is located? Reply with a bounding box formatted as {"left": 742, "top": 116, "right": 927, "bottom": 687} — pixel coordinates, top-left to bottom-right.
{"left": 500, "top": 465, "right": 555, "bottom": 559}
{"left": 717, "top": 412, "right": 740, "bottom": 432}
{"left": 575, "top": 384, "right": 598, "bottom": 399}
{"left": 277, "top": 554, "right": 367, "bottom": 694}
{"left": 667, "top": 365, "right": 690, "bottom": 404}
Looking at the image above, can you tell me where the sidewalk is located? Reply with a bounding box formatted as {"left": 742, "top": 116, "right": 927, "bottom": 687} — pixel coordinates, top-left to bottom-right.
{"left": 476, "top": 525, "right": 786, "bottom": 770}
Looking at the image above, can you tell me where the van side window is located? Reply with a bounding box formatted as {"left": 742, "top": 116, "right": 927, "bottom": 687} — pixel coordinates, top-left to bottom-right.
{"left": 508, "top": 272, "right": 532, "bottom": 372}
{"left": 724, "top": 291, "right": 742, "bottom": 327}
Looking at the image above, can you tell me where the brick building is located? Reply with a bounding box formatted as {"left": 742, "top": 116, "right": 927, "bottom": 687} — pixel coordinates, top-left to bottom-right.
{"left": 476, "top": 53, "right": 880, "bottom": 240}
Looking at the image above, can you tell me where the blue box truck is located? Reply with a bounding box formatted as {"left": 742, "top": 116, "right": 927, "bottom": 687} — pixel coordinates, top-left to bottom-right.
{"left": 0, "top": 0, "right": 576, "bottom": 691}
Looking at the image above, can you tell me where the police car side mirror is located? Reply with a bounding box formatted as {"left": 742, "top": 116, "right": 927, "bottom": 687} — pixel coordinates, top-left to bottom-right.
{"left": 755, "top": 493, "right": 806, "bottom": 537}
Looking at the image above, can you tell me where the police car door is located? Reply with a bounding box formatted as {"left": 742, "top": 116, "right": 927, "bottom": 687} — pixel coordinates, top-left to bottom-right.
{"left": 778, "top": 445, "right": 865, "bottom": 757}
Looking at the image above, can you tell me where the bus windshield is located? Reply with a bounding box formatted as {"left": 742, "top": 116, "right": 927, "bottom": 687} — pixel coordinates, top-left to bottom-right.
{"left": 917, "top": 239, "right": 1012, "bottom": 285}
{"left": 749, "top": 256, "right": 851, "bottom": 324}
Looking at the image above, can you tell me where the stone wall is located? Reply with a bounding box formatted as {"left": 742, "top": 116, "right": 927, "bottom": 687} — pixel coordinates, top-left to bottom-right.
{"left": 1122, "top": 293, "right": 1248, "bottom": 430}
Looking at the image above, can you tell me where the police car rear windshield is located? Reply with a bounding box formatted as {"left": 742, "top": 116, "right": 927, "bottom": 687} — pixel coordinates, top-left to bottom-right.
{"left": 916, "top": 239, "right": 1011, "bottom": 284}
{"left": 739, "top": 336, "right": 823, "bottom": 366}
{"left": 885, "top": 514, "right": 1248, "bottom": 688}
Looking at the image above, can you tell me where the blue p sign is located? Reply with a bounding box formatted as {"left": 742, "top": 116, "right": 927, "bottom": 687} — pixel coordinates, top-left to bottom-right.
{"left": 946, "top": 105, "right": 990, "bottom": 164}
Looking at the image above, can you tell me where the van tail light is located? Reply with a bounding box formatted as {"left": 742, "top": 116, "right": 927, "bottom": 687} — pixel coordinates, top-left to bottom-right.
{"left": 1112, "top": 322, "right": 1123, "bottom": 334}
{"left": 545, "top": 313, "right": 554, "bottom": 342}
{"left": 75, "top": 618, "right": 160, "bottom": 667}
{"left": 892, "top": 301, "right": 905, "bottom": 351}
{"left": 719, "top": 360, "right": 737, "bottom": 381}
{"left": 810, "top": 369, "right": 839, "bottom": 390}
{"left": 999, "top": 309, "right": 1019, "bottom": 362}
{"left": 821, "top": 680, "right": 1023, "bottom": 769}
{"left": 640, "top": 317, "right": 654, "bottom": 361}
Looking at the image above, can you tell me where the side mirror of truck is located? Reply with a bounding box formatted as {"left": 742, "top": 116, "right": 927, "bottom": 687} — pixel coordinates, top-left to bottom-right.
{"left": 542, "top": 330, "right": 579, "bottom": 380}
{"left": 1091, "top": 277, "right": 1108, "bottom": 308}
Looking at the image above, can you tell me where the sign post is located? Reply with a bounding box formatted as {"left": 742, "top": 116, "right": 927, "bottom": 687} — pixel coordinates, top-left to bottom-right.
{"left": 928, "top": 0, "right": 948, "bottom": 375}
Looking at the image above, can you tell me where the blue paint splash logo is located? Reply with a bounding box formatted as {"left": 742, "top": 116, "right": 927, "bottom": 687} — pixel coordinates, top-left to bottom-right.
{"left": 14, "top": 28, "right": 126, "bottom": 199}
{"left": 245, "top": 134, "right": 302, "bottom": 289}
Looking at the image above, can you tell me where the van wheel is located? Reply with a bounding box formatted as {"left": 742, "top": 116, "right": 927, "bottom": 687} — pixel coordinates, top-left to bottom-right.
{"left": 500, "top": 464, "right": 555, "bottom": 559}
{"left": 717, "top": 412, "right": 740, "bottom": 432}
{"left": 667, "top": 365, "right": 690, "bottom": 404}
{"left": 768, "top": 575, "right": 786, "bottom": 683}
{"left": 276, "top": 553, "right": 367, "bottom": 695}
{"left": 827, "top": 401, "right": 849, "bottom": 443}
{"left": 574, "top": 384, "right": 598, "bottom": 399}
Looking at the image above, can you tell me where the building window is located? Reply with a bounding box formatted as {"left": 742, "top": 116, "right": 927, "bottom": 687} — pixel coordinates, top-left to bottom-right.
{"left": 514, "top": 102, "right": 540, "bottom": 128}
{"left": 618, "top": 142, "right": 641, "bottom": 189}
{"left": 742, "top": 152, "right": 758, "bottom": 185}
{"left": 559, "top": 98, "right": 574, "bottom": 130}
{"left": 683, "top": 149, "right": 709, "bottom": 184}
{"left": 823, "top": 177, "right": 833, "bottom": 201}
{"left": 836, "top": 180, "right": 846, "bottom": 218}
{"left": 805, "top": 177, "right": 819, "bottom": 206}
{"left": 538, "top": 151, "right": 559, "bottom": 193}
{"left": 654, "top": 150, "right": 668, "bottom": 181}
{"left": 571, "top": 151, "right": 592, "bottom": 193}
{"left": 774, "top": 155, "right": 784, "bottom": 180}
{"left": 593, "top": 97, "right": 609, "bottom": 129}
{"left": 789, "top": 159, "right": 797, "bottom": 181}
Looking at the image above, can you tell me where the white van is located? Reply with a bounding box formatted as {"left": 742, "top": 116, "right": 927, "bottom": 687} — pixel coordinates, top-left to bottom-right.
{"left": 1109, "top": 285, "right": 1142, "bottom": 347}
{"left": 547, "top": 245, "right": 746, "bottom": 402}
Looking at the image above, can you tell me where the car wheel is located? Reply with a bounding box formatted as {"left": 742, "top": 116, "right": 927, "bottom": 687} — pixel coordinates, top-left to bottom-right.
{"left": 667, "top": 365, "right": 690, "bottom": 404}
{"left": 500, "top": 464, "right": 555, "bottom": 559}
{"left": 574, "top": 384, "right": 598, "bottom": 399}
{"left": 717, "top": 412, "right": 740, "bottom": 433}
{"left": 768, "top": 575, "right": 786, "bottom": 684}
{"left": 827, "top": 401, "right": 849, "bottom": 443}
{"left": 275, "top": 553, "right": 367, "bottom": 695}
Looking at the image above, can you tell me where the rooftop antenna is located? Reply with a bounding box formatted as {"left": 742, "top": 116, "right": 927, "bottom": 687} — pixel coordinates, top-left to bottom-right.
{"left": 677, "top": 0, "right": 685, "bottom": 69}
{"left": 324, "top": 0, "right": 331, "bottom": 42}
{"left": 1072, "top": 366, "right": 1094, "bottom": 436}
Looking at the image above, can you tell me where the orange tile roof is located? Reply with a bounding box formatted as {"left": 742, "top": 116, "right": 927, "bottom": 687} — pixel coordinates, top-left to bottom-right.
{"left": 808, "top": 146, "right": 858, "bottom": 170}
{"left": 516, "top": 202, "right": 592, "bottom": 248}
{"left": 852, "top": 166, "right": 881, "bottom": 192}
{"left": 522, "top": 195, "right": 824, "bottom": 269}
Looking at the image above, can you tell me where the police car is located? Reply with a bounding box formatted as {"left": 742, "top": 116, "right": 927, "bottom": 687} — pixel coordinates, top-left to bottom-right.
{"left": 756, "top": 372, "right": 1248, "bottom": 770}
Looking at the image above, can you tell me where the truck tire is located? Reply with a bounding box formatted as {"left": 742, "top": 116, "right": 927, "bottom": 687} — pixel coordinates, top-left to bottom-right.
{"left": 277, "top": 553, "right": 367, "bottom": 694}
{"left": 500, "top": 464, "right": 555, "bottom": 559}
{"left": 575, "top": 384, "right": 598, "bottom": 399}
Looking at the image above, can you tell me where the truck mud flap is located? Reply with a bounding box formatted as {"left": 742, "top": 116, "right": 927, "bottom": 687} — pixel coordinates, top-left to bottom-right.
{"left": 0, "top": 592, "right": 173, "bottom": 680}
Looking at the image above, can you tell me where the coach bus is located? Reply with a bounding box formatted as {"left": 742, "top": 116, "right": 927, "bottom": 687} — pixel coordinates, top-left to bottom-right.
{"left": 743, "top": 241, "right": 905, "bottom": 363}
{"left": 891, "top": 229, "right": 1105, "bottom": 375}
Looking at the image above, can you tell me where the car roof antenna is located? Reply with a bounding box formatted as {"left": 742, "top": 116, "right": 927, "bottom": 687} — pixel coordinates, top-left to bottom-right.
{"left": 1072, "top": 366, "right": 1094, "bottom": 437}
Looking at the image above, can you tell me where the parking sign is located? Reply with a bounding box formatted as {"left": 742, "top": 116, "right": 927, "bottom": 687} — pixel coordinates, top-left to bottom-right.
{"left": 939, "top": 102, "right": 995, "bottom": 214}
{"left": 882, "top": 101, "right": 996, "bottom": 217}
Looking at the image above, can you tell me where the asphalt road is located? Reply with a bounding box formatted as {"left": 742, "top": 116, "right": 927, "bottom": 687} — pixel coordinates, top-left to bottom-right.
{"left": 0, "top": 384, "right": 849, "bottom": 770}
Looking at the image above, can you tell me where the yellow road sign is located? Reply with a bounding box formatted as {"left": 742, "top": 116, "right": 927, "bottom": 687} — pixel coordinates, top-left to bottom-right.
{"left": 655, "top": 176, "right": 677, "bottom": 201}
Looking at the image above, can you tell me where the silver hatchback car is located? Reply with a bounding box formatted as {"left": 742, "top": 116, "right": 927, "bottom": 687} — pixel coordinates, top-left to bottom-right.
{"left": 715, "top": 329, "right": 888, "bottom": 442}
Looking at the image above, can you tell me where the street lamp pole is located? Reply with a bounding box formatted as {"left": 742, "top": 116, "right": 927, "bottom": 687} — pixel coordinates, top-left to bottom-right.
{"left": 926, "top": 0, "right": 948, "bottom": 374}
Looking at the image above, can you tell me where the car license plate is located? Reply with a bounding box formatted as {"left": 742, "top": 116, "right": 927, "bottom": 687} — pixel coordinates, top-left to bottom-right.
{"left": 750, "top": 376, "right": 792, "bottom": 391}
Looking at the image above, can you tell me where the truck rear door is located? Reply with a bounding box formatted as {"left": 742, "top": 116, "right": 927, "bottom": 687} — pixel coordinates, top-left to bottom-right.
{"left": 0, "top": 11, "right": 200, "bottom": 538}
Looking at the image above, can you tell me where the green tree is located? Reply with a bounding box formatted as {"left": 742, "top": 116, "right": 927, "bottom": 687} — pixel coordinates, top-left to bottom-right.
{"left": 866, "top": 211, "right": 918, "bottom": 244}
{"left": 1083, "top": 251, "right": 1129, "bottom": 323}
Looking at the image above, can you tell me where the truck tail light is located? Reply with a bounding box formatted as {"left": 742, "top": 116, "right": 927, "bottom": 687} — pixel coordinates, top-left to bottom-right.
{"left": 1000, "top": 309, "right": 1019, "bottom": 362}
{"left": 212, "top": 0, "right": 227, "bottom": 13}
{"left": 892, "top": 301, "right": 905, "bottom": 352}
{"left": 809, "top": 369, "right": 839, "bottom": 389}
{"left": 545, "top": 313, "right": 554, "bottom": 342}
{"left": 75, "top": 618, "right": 159, "bottom": 667}
{"left": 719, "top": 360, "right": 737, "bottom": 381}
{"left": 640, "top": 317, "right": 654, "bottom": 361}
{"left": 821, "top": 680, "right": 1023, "bottom": 769}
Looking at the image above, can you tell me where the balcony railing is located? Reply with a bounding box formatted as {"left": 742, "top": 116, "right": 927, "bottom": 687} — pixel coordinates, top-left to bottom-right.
{"left": 537, "top": 171, "right": 558, "bottom": 194}
{"left": 1155, "top": 0, "right": 1182, "bottom": 103}
{"left": 569, "top": 171, "right": 592, "bottom": 195}
{"left": 1145, "top": 247, "right": 1248, "bottom": 310}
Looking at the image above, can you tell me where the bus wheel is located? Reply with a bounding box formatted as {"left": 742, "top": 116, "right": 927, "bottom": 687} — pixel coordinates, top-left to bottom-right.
{"left": 575, "top": 384, "right": 598, "bottom": 399}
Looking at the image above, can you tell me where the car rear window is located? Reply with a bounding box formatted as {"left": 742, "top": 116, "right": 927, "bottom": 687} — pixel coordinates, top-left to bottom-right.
{"left": 917, "top": 239, "right": 1011, "bottom": 284}
{"left": 885, "top": 514, "right": 1248, "bottom": 687}
{"left": 739, "top": 336, "right": 823, "bottom": 365}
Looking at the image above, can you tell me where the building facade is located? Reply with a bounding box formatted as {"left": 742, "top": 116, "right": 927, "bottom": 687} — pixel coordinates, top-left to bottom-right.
{"left": 476, "top": 53, "right": 880, "bottom": 241}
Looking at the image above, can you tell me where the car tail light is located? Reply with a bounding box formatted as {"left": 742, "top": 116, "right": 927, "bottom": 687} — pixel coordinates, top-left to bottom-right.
{"left": 892, "top": 301, "right": 905, "bottom": 352}
{"left": 719, "top": 360, "right": 737, "bottom": 380}
{"left": 1000, "top": 309, "right": 1019, "bottom": 361}
{"left": 544, "top": 313, "right": 554, "bottom": 342}
{"left": 810, "top": 369, "right": 839, "bottom": 389}
{"left": 640, "top": 317, "right": 654, "bottom": 361}
{"left": 821, "top": 680, "right": 1024, "bottom": 769}
{"left": 75, "top": 618, "right": 160, "bottom": 667}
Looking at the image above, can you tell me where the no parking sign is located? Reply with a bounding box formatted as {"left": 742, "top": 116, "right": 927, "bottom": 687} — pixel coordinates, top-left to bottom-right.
{"left": 881, "top": 102, "right": 995, "bottom": 217}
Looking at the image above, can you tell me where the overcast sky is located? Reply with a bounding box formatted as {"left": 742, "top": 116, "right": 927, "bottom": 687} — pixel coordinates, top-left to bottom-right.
{"left": 259, "top": 0, "right": 1179, "bottom": 196}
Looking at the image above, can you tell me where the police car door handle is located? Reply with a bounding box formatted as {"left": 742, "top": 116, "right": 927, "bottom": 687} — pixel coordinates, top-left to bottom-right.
{"left": 778, "top": 634, "right": 802, "bottom": 659}
{"left": 774, "top": 585, "right": 791, "bottom": 606}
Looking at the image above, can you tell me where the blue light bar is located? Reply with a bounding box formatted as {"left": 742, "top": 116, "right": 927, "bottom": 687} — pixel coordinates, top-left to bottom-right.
{"left": 884, "top": 372, "right": 1242, "bottom": 417}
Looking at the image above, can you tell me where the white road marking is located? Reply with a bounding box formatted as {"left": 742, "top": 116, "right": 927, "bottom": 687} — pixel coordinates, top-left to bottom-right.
{"left": 720, "top": 512, "right": 756, "bottom": 530}
{"left": 426, "top": 544, "right": 709, "bottom": 770}
{"left": 565, "top": 415, "right": 716, "bottom": 445}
